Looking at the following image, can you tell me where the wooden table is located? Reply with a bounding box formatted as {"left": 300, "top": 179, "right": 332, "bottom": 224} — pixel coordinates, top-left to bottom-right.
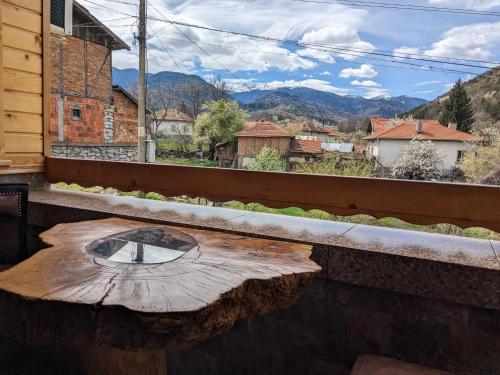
{"left": 0, "top": 218, "right": 320, "bottom": 374}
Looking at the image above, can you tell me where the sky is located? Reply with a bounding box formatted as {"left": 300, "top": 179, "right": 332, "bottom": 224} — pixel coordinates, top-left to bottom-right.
{"left": 82, "top": 0, "right": 500, "bottom": 100}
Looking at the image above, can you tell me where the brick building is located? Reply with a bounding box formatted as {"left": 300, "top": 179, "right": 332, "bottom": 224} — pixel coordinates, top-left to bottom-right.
{"left": 49, "top": 1, "right": 139, "bottom": 161}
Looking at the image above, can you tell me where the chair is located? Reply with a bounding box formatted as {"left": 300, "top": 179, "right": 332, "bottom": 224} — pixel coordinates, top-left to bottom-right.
{"left": 0, "top": 184, "right": 29, "bottom": 268}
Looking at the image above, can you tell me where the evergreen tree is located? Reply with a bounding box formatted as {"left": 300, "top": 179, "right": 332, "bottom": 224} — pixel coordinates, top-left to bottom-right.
{"left": 438, "top": 79, "right": 474, "bottom": 133}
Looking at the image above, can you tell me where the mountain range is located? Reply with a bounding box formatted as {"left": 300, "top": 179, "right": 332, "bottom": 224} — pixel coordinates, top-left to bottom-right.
{"left": 112, "top": 67, "right": 427, "bottom": 122}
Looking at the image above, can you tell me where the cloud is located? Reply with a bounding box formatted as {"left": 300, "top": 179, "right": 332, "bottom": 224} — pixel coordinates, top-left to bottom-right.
{"left": 394, "top": 22, "right": 500, "bottom": 62}
{"left": 319, "top": 71, "right": 332, "bottom": 76}
{"left": 296, "top": 48, "right": 336, "bottom": 63}
{"left": 228, "top": 78, "right": 349, "bottom": 95}
{"left": 393, "top": 46, "right": 421, "bottom": 61}
{"left": 415, "top": 90, "right": 435, "bottom": 94}
{"left": 414, "top": 80, "right": 441, "bottom": 86}
{"left": 428, "top": 0, "right": 500, "bottom": 10}
{"left": 86, "top": 0, "right": 372, "bottom": 73}
{"left": 300, "top": 26, "right": 375, "bottom": 60}
{"left": 351, "top": 80, "right": 381, "bottom": 87}
{"left": 362, "top": 87, "right": 391, "bottom": 99}
{"left": 339, "top": 64, "right": 378, "bottom": 79}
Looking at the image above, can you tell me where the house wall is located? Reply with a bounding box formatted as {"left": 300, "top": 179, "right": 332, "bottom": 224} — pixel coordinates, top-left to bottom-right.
{"left": 51, "top": 34, "right": 111, "bottom": 99}
{"left": 112, "top": 90, "right": 138, "bottom": 144}
{"left": 237, "top": 137, "right": 291, "bottom": 157}
{"left": 0, "top": 0, "right": 46, "bottom": 175}
{"left": 368, "top": 139, "right": 474, "bottom": 171}
{"left": 157, "top": 120, "right": 193, "bottom": 137}
{"left": 49, "top": 95, "right": 105, "bottom": 143}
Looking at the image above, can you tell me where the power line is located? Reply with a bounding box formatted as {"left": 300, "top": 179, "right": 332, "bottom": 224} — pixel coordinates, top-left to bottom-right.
{"left": 289, "top": 0, "right": 500, "bottom": 16}
{"left": 145, "top": 15, "right": 493, "bottom": 73}
{"left": 148, "top": 3, "right": 257, "bottom": 91}
{"left": 77, "top": 0, "right": 498, "bottom": 74}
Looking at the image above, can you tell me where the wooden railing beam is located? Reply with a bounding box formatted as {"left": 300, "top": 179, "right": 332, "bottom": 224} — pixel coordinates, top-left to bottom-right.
{"left": 45, "top": 157, "right": 500, "bottom": 233}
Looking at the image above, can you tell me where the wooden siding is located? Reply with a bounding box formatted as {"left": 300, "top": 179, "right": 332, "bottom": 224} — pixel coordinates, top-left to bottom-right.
{"left": 237, "top": 137, "right": 291, "bottom": 157}
{"left": 0, "top": 0, "right": 46, "bottom": 175}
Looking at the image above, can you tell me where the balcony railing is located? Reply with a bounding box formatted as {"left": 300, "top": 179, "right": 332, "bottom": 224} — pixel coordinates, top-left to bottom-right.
{"left": 46, "top": 157, "right": 500, "bottom": 233}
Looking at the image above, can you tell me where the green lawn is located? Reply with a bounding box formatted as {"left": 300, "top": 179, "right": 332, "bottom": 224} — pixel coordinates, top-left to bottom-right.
{"left": 156, "top": 157, "right": 217, "bottom": 168}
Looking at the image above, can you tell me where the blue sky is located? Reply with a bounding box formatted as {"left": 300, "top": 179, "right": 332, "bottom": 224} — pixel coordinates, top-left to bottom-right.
{"left": 84, "top": 0, "right": 500, "bottom": 100}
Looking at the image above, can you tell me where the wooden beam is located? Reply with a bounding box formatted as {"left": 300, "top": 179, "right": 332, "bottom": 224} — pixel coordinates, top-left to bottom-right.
{"left": 46, "top": 157, "right": 500, "bottom": 232}
{"left": 0, "top": 0, "right": 5, "bottom": 163}
{"left": 42, "top": 0, "right": 50, "bottom": 158}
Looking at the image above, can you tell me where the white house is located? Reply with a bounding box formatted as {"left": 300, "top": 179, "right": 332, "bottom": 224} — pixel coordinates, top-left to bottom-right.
{"left": 155, "top": 109, "right": 194, "bottom": 138}
{"left": 364, "top": 119, "right": 479, "bottom": 173}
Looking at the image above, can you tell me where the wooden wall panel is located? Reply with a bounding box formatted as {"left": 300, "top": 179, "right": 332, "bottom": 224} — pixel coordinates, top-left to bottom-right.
{"left": 0, "top": 0, "right": 45, "bottom": 175}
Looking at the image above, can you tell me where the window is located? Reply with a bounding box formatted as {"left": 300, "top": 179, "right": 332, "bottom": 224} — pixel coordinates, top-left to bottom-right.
{"left": 72, "top": 108, "right": 82, "bottom": 121}
{"left": 50, "top": 0, "right": 73, "bottom": 35}
{"left": 457, "top": 150, "right": 465, "bottom": 162}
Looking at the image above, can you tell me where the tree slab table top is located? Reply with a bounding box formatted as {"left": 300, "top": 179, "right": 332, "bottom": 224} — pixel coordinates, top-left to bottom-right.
{"left": 0, "top": 218, "right": 320, "bottom": 351}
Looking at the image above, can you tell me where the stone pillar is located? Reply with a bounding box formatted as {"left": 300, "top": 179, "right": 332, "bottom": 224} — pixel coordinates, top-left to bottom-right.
{"left": 57, "top": 95, "right": 64, "bottom": 143}
{"left": 104, "top": 104, "right": 115, "bottom": 143}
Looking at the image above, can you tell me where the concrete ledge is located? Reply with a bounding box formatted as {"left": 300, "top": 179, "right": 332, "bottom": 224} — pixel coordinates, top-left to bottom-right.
{"left": 29, "top": 189, "right": 500, "bottom": 311}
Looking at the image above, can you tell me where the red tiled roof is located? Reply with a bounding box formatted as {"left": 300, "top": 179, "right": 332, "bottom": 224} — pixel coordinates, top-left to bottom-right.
{"left": 327, "top": 129, "right": 344, "bottom": 138}
{"left": 290, "top": 137, "right": 322, "bottom": 154}
{"left": 236, "top": 122, "right": 292, "bottom": 138}
{"left": 364, "top": 120, "right": 479, "bottom": 142}
{"left": 369, "top": 117, "right": 391, "bottom": 134}
{"left": 301, "top": 121, "right": 330, "bottom": 133}
{"left": 155, "top": 109, "right": 193, "bottom": 122}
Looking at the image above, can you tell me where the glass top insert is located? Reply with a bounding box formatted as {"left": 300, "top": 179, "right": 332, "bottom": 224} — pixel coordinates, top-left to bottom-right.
{"left": 86, "top": 227, "right": 198, "bottom": 264}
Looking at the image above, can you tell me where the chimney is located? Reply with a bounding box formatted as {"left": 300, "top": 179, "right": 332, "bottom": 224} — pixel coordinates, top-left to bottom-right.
{"left": 448, "top": 122, "right": 457, "bottom": 130}
{"left": 416, "top": 119, "right": 423, "bottom": 134}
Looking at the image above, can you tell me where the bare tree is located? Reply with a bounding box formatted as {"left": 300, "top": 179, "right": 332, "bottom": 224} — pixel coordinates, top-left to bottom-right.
{"left": 207, "top": 74, "right": 232, "bottom": 101}
{"left": 130, "top": 83, "right": 177, "bottom": 146}
{"left": 179, "top": 80, "right": 205, "bottom": 121}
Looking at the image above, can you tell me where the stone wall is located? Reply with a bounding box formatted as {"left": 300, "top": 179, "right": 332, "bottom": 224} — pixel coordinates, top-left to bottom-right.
{"left": 51, "top": 144, "right": 138, "bottom": 161}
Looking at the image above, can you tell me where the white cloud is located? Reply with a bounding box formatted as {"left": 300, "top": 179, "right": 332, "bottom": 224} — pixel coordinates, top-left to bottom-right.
{"left": 296, "top": 48, "right": 336, "bottom": 63}
{"left": 86, "top": 0, "right": 372, "bottom": 73}
{"left": 414, "top": 80, "right": 441, "bottom": 86}
{"left": 393, "top": 46, "right": 421, "bottom": 61}
{"left": 428, "top": 0, "right": 500, "bottom": 10}
{"left": 351, "top": 80, "right": 381, "bottom": 87}
{"left": 229, "top": 78, "right": 348, "bottom": 95}
{"left": 300, "top": 25, "right": 375, "bottom": 60}
{"left": 339, "top": 64, "right": 378, "bottom": 79}
{"left": 394, "top": 22, "right": 500, "bottom": 63}
{"left": 415, "top": 90, "right": 435, "bottom": 94}
{"left": 319, "top": 71, "right": 332, "bottom": 76}
{"left": 362, "top": 87, "right": 391, "bottom": 99}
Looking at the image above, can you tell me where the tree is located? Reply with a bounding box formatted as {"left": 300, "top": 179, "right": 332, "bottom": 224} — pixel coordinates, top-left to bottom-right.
{"left": 179, "top": 80, "right": 206, "bottom": 121}
{"left": 247, "top": 147, "right": 287, "bottom": 172}
{"left": 391, "top": 138, "right": 444, "bottom": 180}
{"left": 207, "top": 74, "right": 231, "bottom": 102}
{"left": 193, "top": 100, "right": 245, "bottom": 159}
{"left": 439, "top": 79, "right": 475, "bottom": 133}
{"left": 294, "top": 154, "right": 374, "bottom": 177}
{"left": 130, "top": 83, "right": 176, "bottom": 147}
{"left": 461, "top": 133, "right": 500, "bottom": 184}
{"left": 480, "top": 98, "right": 500, "bottom": 123}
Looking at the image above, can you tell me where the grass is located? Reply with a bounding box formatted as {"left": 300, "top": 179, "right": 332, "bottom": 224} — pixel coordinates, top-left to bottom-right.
{"left": 156, "top": 157, "right": 217, "bottom": 168}
{"left": 51, "top": 183, "right": 500, "bottom": 241}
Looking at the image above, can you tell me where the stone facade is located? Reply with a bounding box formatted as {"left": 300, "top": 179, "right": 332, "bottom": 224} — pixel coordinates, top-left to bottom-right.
{"left": 104, "top": 104, "right": 114, "bottom": 143}
{"left": 51, "top": 144, "right": 138, "bottom": 161}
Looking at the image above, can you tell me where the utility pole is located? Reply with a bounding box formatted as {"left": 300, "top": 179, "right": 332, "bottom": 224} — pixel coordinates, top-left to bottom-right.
{"left": 137, "top": 0, "right": 147, "bottom": 162}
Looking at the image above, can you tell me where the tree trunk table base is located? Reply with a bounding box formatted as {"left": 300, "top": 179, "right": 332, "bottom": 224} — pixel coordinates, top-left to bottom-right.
{"left": 0, "top": 218, "right": 319, "bottom": 373}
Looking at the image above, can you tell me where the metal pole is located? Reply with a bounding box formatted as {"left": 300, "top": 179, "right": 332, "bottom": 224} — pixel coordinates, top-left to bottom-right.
{"left": 137, "top": 0, "right": 147, "bottom": 162}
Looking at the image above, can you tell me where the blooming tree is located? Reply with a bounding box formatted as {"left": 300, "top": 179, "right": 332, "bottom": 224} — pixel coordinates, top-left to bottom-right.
{"left": 247, "top": 146, "right": 287, "bottom": 172}
{"left": 391, "top": 138, "right": 444, "bottom": 180}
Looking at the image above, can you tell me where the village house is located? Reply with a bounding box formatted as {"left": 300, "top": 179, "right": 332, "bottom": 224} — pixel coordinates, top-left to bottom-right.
{"left": 300, "top": 121, "right": 335, "bottom": 142}
{"left": 49, "top": 0, "right": 139, "bottom": 161}
{"left": 235, "top": 121, "right": 322, "bottom": 168}
{"left": 155, "top": 109, "right": 194, "bottom": 139}
{"left": 364, "top": 118, "right": 479, "bottom": 173}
